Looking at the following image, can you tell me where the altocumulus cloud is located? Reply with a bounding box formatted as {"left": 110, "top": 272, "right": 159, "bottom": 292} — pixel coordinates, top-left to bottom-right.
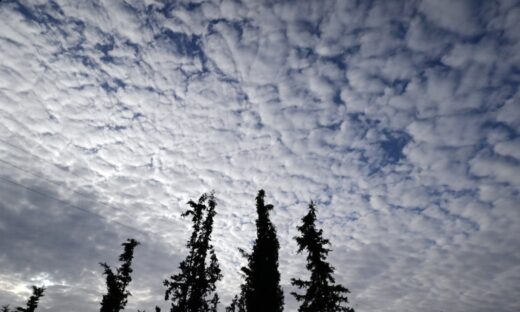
{"left": 0, "top": 0, "right": 519, "bottom": 311}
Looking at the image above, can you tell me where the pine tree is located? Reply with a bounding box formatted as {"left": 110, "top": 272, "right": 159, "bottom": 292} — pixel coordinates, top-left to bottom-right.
{"left": 8, "top": 286, "right": 45, "bottom": 312}
{"left": 137, "top": 307, "right": 161, "bottom": 312}
{"left": 100, "top": 238, "right": 140, "bottom": 312}
{"left": 236, "top": 190, "right": 284, "bottom": 312}
{"left": 225, "top": 295, "right": 246, "bottom": 312}
{"left": 164, "top": 192, "right": 222, "bottom": 312}
{"left": 209, "top": 294, "right": 219, "bottom": 312}
{"left": 291, "top": 202, "right": 354, "bottom": 312}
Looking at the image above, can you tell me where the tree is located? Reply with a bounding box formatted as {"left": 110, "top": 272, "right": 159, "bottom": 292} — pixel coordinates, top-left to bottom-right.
{"left": 235, "top": 190, "right": 284, "bottom": 312}
{"left": 137, "top": 307, "right": 161, "bottom": 312}
{"left": 225, "top": 295, "right": 245, "bottom": 312}
{"left": 4, "top": 286, "right": 46, "bottom": 312}
{"left": 291, "top": 202, "right": 354, "bottom": 312}
{"left": 100, "top": 238, "right": 140, "bottom": 312}
{"left": 164, "top": 192, "right": 222, "bottom": 312}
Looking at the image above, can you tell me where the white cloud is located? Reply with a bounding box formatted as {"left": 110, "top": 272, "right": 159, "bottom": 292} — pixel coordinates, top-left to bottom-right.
{"left": 494, "top": 138, "right": 520, "bottom": 159}
{"left": 0, "top": 0, "right": 519, "bottom": 312}
{"left": 470, "top": 154, "right": 520, "bottom": 186}
{"left": 419, "top": 0, "right": 481, "bottom": 36}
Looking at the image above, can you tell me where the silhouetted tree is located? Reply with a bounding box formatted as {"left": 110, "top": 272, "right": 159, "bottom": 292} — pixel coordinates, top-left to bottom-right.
{"left": 100, "top": 238, "right": 140, "bottom": 312}
{"left": 291, "top": 202, "right": 354, "bottom": 312}
{"left": 137, "top": 307, "right": 161, "bottom": 312}
{"left": 3, "top": 286, "right": 46, "bottom": 312}
{"left": 164, "top": 192, "right": 222, "bottom": 312}
{"left": 235, "top": 190, "right": 284, "bottom": 312}
{"left": 225, "top": 294, "right": 246, "bottom": 312}
{"left": 209, "top": 294, "right": 219, "bottom": 312}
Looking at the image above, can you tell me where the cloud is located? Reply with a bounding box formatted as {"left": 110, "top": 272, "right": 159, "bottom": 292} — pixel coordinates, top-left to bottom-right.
{"left": 0, "top": 0, "right": 519, "bottom": 311}
{"left": 418, "top": 0, "right": 482, "bottom": 36}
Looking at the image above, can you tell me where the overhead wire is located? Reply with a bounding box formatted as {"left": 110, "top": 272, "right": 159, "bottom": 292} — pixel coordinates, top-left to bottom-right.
{"left": 0, "top": 138, "right": 158, "bottom": 237}
{"left": 0, "top": 138, "right": 208, "bottom": 277}
{"left": 0, "top": 156, "right": 158, "bottom": 226}
{"left": 0, "top": 174, "right": 150, "bottom": 237}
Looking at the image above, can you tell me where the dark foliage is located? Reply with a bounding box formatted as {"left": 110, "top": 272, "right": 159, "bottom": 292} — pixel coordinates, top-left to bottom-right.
{"left": 2, "top": 286, "right": 45, "bottom": 312}
{"left": 232, "top": 190, "right": 284, "bottom": 312}
{"left": 291, "top": 202, "right": 354, "bottom": 312}
{"left": 164, "top": 192, "right": 222, "bottom": 312}
{"left": 100, "top": 238, "right": 140, "bottom": 312}
{"left": 225, "top": 294, "right": 246, "bottom": 312}
{"left": 137, "top": 307, "right": 161, "bottom": 312}
{"left": 209, "top": 293, "right": 219, "bottom": 312}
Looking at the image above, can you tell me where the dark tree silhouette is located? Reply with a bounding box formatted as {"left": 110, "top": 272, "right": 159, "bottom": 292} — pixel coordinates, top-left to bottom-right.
{"left": 225, "top": 294, "right": 246, "bottom": 312}
{"left": 99, "top": 238, "right": 140, "bottom": 312}
{"left": 233, "top": 190, "right": 284, "bottom": 312}
{"left": 3, "top": 286, "right": 45, "bottom": 312}
{"left": 137, "top": 307, "right": 161, "bottom": 312}
{"left": 209, "top": 293, "right": 219, "bottom": 312}
{"left": 164, "top": 192, "right": 222, "bottom": 312}
{"left": 291, "top": 202, "right": 354, "bottom": 312}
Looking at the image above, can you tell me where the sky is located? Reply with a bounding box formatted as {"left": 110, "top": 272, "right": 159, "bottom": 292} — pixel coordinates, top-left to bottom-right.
{"left": 0, "top": 0, "right": 519, "bottom": 311}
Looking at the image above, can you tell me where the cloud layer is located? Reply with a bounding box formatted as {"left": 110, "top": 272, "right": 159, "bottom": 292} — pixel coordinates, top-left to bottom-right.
{"left": 0, "top": 0, "right": 519, "bottom": 311}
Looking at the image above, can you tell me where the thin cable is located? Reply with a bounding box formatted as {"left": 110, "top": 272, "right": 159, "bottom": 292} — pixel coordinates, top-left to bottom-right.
{"left": 0, "top": 138, "right": 176, "bottom": 223}
{"left": 0, "top": 158, "right": 70, "bottom": 190}
{"left": 0, "top": 157, "right": 154, "bottom": 223}
{"left": 0, "top": 137, "right": 87, "bottom": 180}
{"left": 0, "top": 175, "right": 149, "bottom": 237}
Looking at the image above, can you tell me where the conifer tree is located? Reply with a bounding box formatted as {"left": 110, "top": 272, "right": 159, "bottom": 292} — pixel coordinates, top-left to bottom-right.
{"left": 291, "top": 202, "right": 354, "bottom": 312}
{"left": 100, "top": 238, "right": 140, "bottom": 312}
{"left": 137, "top": 307, "right": 161, "bottom": 312}
{"left": 4, "top": 286, "right": 45, "bottom": 312}
{"left": 225, "top": 294, "right": 245, "bottom": 312}
{"left": 164, "top": 192, "right": 222, "bottom": 312}
{"left": 236, "top": 190, "right": 284, "bottom": 312}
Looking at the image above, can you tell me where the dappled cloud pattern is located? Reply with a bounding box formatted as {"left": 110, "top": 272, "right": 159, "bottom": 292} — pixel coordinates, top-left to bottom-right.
{"left": 0, "top": 0, "right": 519, "bottom": 311}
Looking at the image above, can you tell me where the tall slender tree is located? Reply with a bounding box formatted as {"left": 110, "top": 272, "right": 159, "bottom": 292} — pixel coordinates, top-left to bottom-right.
{"left": 100, "top": 238, "right": 140, "bottom": 312}
{"left": 234, "top": 190, "right": 284, "bottom": 312}
{"left": 16, "top": 286, "right": 45, "bottom": 312}
{"left": 164, "top": 192, "right": 222, "bottom": 312}
{"left": 225, "top": 294, "right": 245, "bottom": 312}
{"left": 137, "top": 307, "right": 161, "bottom": 312}
{"left": 2, "top": 286, "right": 45, "bottom": 312}
{"left": 291, "top": 202, "right": 354, "bottom": 312}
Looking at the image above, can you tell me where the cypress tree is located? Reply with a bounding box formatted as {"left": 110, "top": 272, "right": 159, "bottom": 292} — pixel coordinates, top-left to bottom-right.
{"left": 164, "top": 192, "right": 222, "bottom": 312}
{"left": 100, "top": 238, "right": 140, "bottom": 312}
{"left": 5, "top": 286, "right": 45, "bottom": 312}
{"left": 225, "top": 294, "right": 246, "bottom": 312}
{"left": 235, "top": 190, "right": 284, "bottom": 312}
{"left": 137, "top": 307, "right": 161, "bottom": 312}
{"left": 291, "top": 202, "right": 354, "bottom": 312}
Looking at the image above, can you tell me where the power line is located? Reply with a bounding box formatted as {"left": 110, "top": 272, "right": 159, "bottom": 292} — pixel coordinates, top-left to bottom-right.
{"left": 0, "top": 158, "right": 70, "bottom": 190}
{"left": 0, "top": 173, "right": 188, "bottom": 277}
{"left": 0, "top": 138, "right": 176, "bottom": 236}
{"left": 0, "top": 174, "right": 150, "bottom": 237}
{"left": 0, "top": 137, "right": 87, "bottom": 180}
{"left": 0, "top": 157, "right": 153, "bottom": 223}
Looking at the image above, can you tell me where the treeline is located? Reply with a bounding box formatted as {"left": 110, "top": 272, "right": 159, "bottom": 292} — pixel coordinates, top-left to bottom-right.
{"left": 2, "top": 190, "right": 354, "bottom": 312}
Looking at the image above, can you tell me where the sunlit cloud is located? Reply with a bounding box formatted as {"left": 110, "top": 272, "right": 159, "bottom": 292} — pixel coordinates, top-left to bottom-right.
{"left": 0, "top": 1, "right": 519, "bottom": 312}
